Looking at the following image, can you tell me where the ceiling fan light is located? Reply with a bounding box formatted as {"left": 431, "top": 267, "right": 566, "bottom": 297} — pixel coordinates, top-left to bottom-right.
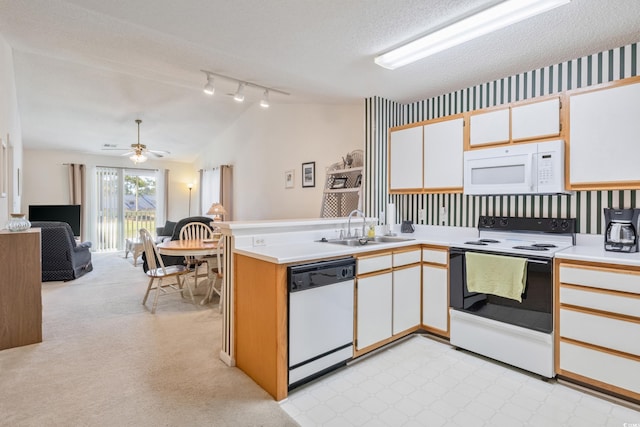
{"left": 234, "top": 83, "right": 245, "bottom": 102}
{"left": 130, "top": 153, "right": 147, "bottom": 164}
{"left": 260, "top": 90, "right": 270, "bottom": 108}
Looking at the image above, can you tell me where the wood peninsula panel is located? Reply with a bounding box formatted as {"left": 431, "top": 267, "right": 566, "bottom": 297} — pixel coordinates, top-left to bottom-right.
{"left": 0, "top": 229, "right": 42, "bottom": 350}
{"left": 234, "top": 254, "right": 288, "bottom": 400}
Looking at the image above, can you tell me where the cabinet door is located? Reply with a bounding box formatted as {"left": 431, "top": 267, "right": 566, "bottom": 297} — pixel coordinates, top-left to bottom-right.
{"left": 389, "top": 126, "right": 423, "bottom": 190}
{"left": 356, "top": 272, "right": 393, "bottom": 350}
{"left": 392, "top": 265, "right": 421, "bottom": 334}
{"left": 511, "top": 97, "right": 560, "bottom": 141}
{"left": 469, "top": 108, "right": 510, "bottom": 146}
{"left": 423, "top": 117, "right": 464, "bottom": 190}
{"left": 569, "top": 81, "right": 640, "bottom": 188}
{"left": 422, "top": 265, "right": 448, "bottom": 333}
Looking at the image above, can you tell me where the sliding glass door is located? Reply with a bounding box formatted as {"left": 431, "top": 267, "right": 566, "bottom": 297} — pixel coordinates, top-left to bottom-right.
{"left": 95, "top": 167, "right": 158, "bottom": 251}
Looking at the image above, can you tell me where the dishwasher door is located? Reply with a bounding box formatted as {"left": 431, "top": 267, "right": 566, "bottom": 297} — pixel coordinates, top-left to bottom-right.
{"left": 288, "top": 257, "right": 355, "bottom": 389}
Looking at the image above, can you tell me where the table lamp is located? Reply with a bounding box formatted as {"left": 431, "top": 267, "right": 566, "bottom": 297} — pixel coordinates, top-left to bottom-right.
{"left": 207, "top": 203, "right": 227, "bottom": 221}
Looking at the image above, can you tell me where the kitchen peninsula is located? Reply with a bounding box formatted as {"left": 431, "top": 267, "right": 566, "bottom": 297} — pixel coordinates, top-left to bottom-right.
{"left": 219, "top": 218, "right": 640, "bottom": 404}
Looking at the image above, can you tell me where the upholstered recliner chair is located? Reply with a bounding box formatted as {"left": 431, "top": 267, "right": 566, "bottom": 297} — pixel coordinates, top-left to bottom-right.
{"left": 30, "top": 221, "right": 93, "bottom": 282}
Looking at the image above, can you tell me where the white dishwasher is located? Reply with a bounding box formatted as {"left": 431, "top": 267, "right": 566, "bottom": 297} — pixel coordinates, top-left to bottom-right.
{"left": 288, "top": 257, "right": 355, "bottom": 390}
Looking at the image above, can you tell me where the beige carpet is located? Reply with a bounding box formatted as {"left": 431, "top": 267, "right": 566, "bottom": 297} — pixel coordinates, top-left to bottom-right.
{"left": 0, "top": 252, "right": 298, "bottom": 427}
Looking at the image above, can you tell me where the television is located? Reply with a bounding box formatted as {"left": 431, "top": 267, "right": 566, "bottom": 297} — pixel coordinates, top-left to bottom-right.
{"left": 28, "top": 205, "right": 81, "bottom": 236}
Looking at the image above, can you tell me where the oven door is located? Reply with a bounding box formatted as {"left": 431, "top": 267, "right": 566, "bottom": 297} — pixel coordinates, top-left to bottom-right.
{"left": 449, "top": 247, "right": 553, "bottom": 333}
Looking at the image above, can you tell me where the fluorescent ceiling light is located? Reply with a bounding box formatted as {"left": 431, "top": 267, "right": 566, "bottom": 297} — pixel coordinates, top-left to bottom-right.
{"left": 375, "top": 0, "right": 570, "bottom": 70}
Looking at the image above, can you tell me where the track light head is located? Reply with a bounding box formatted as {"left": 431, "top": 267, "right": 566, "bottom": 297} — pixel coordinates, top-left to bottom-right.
{"left": 233, "top": 83, "right": 245, "bottom": 102}
{"left": 260, "top": 90, "right": 270, "bottom": 108}
{"left": 203, "top": 75, "right": 215, "bottom": 95}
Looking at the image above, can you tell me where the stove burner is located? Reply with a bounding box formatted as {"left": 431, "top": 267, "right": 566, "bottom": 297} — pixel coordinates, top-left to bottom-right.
{"left": 479, "top": 239, "right": 500, "bottom": 243}
{"left": 464, "top": 241, "right": 488, "bottom": 245}
{"left": 512, "top": 245, "right": 549, "bottom": 251}
{"left": 531, "top": 243, "right": 557, "bottom": 248}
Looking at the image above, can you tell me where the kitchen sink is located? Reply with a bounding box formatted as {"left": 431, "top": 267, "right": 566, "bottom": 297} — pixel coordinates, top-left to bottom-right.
{"left": 366, "top": 236, "right": 415, "bottom": 243}
{"left": 317, "top": 235, "right": 415, "bottom": 246}
{"left": 317, "top": 238, "right": 380, "bottom": 246}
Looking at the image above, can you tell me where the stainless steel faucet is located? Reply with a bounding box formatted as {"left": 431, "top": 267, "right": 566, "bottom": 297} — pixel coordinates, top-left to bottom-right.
{"left": 347, "top": 209, "right": 366, "bottom": 238}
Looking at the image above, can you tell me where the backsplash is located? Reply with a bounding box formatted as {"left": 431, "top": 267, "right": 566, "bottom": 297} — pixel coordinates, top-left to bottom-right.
{"left": 364, "top": 42, "right": 639, "bottom": 235}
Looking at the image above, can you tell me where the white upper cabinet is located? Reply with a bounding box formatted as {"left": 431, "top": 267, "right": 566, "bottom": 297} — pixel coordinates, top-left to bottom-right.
{"left": 511, "top": 97, "right": 561, "bottom": 141}
{"left": 469, "top": 108, "right": 510, "bottom": 146}
{"left": 389, "top": 126, "right": 423, "bottom": 190}
{"left": 423, "top": 117, "right": 464, "bottom": 190}
{"left": 569, "top": 80, "right": 640, "bottom": 189}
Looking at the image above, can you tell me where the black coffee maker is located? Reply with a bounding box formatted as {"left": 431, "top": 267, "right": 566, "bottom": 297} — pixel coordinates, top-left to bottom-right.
{"left": 604, "top": 208, "right": 640, "bottom": 252}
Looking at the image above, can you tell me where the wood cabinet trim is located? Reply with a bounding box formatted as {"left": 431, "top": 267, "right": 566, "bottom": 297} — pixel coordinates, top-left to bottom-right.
{"left": 357, "top": 269, "right": 393, "bottom": 279}
{"left": 557, "top": 370, "right": 640, "bottom": 403}
{"left": 558, "top": 259, "right": 640, "bottom": 274}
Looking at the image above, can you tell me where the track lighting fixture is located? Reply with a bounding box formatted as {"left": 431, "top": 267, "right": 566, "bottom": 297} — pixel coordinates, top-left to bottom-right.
{"left": 200, "top": 69, "right": 288, "bottom": 106}
{"left": 260, "top": 90, "right": 270, "bottom": 108}
{"left": 203, "top": 72, "right": 215, "bottom": 95}
{"left": 233, "top": 83, "right": 246, "bottom": 102}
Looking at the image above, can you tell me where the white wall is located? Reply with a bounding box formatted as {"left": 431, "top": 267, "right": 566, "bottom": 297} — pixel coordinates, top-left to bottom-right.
{"left": 0, "top": 35, "right": 23, "bottom": 225}
{"left": 196, "top": 103, "right": 364, "bottom": 220}
{"left": 22, "top": 149, "right": 197, "bottom": 224}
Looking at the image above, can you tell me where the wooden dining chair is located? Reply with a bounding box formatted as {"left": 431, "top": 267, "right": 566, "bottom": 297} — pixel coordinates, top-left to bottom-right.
{"left": 179, "top": 222, "right": 214, "bottom": 289}
{"left": 139, "top": 228, "right": 194, "bottom": 314}
{"left": 205, "top": 235, "right": 225, "bottom": 312}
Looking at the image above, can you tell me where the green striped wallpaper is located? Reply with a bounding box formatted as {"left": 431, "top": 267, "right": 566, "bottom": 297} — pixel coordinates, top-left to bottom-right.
{"left": 364, "top": 42, "right": 639, "bottom": 234}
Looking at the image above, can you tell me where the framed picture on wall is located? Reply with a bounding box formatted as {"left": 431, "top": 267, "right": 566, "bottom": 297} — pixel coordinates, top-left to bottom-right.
{"left": 302, "top": 161, "right": 315, "bottom": 188}
{"left": 285, "top": 169, "right": 294, "bottom": 189}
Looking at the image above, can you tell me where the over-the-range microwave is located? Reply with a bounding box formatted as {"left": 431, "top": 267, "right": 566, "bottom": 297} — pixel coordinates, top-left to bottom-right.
{"left": 463, "top": 140, "right": 567, "bottom": 195}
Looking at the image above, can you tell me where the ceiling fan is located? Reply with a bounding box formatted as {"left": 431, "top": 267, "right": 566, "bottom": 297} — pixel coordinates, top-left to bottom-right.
{"left": 102, "top": 119, "right": 170, "bottom": 163}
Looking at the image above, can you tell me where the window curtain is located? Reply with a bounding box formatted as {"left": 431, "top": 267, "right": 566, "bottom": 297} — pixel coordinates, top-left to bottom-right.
{"left": 68, "top": 163, "right": 86, "bottom": 240}
{"left": 220, "top": 165, "right": 233, "bottom": 220}
{"left": 200, "top": 168, "right": 220, "bottom": 215}
{"left": 199, "top": 165, "right": 232, "bottom": 220}
{"left": 155, "top": 169, "right": 168, "bottom": 225}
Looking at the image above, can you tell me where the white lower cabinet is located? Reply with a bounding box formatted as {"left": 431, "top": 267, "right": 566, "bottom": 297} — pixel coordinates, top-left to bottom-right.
{"left": 556, "top": 260, "right": 640, "bottom": 401}
{"left": 355, "top": 248, "right": 421, "bottom": 353}
{"left": 421, "top": 247, "right": 449, "bottom": 336}
{"left": 422, "top": 265, "right": 448, "bottom": 332}
{"left": 392, "top": 265, "right": 421, "bottom": 335}
{"left": 356, "top": 272, "right": 392, "bottom": 350}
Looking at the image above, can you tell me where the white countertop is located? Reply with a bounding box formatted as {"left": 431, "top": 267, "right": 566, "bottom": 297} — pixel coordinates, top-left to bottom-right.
{"left": 234, "top": 222, "right": 640, "bottom": 267}
{"left": 234, "top": 225, "right": 477, "bottom": 264}
{"left": 555, "top": 234, "right": 640, "bottom": 267}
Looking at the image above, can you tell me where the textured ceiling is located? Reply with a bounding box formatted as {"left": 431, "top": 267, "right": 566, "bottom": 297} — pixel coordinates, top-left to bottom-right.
{"left": 1, "top": 0, "right": 639, "bottom": 162}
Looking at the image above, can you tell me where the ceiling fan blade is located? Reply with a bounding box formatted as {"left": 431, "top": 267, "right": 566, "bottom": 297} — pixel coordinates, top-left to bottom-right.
{"left": 148, "top": 151, "right": 165, "bottom": 158}
{"left": 101, "top": 148, "right": 131, "bottom": 151}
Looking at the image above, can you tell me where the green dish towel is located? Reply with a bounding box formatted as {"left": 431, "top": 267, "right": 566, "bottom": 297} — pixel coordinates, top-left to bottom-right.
{"left": 465, "top": 252, "right": 527, "bottom": 302}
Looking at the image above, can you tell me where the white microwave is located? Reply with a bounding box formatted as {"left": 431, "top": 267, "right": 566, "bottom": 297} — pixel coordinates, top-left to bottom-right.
{"left": 463, "top": 140, "right": 566, "bottom": 195}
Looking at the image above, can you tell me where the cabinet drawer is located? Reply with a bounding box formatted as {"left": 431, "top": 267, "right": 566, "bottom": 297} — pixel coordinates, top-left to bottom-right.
{"left": 357, "top": 254, "right": 392, "bottom": 275}
{"left": 393, "top": 249, "right": 421, "bottom": 267}
{"left": 422, "top": 248, "right": 447, "bottom": 265}
{"left": 559, "top": 265, "right": 640, "bottom": 294}
{"left": 560, "top": 341, "right": 640, "bottom": 395}
{"left": 560, "top": 308, "right": 640, "bottom": 356}
{"left": 560, "top": 285, "right": 640, "bottom": 318}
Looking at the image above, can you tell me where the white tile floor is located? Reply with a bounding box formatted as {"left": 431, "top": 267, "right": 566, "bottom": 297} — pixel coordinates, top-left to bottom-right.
{"left": 280, "top": 335, "right": 640, "bottom": 427}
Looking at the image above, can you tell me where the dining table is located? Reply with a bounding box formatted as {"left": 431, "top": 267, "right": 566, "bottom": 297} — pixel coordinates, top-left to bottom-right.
{"left": 157, "top": 238, "right": 221, "bottom": 305}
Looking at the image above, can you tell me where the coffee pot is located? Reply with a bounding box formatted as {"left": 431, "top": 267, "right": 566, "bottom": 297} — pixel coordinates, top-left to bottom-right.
{"left": 604, "top": 208, "right": 640, "bottom": 252}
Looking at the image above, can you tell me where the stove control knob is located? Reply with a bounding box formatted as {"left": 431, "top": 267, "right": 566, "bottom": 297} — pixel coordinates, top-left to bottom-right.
{"left": 500, "top": 218, "right": 509, "bottom": 227}
{"left": 489, "top": 217, "right": 496, "bottom": 226}
{"left": 481, "top": 217, "right": 489, "bottom": 227}
{"left": 561, "top": 220, "right": 570, "bottom": 230}
{"left": 550, "top": 219, "right": 559, "bottom": 230}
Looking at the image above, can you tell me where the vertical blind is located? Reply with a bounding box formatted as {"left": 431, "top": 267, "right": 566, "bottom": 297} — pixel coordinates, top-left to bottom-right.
{"left": 95, "top": 167, "right": 121, "bottom": 251}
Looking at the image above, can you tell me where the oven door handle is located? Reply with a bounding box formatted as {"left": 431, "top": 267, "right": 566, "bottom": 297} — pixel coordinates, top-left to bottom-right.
{"left": 526, "top": 259, "right": 551, "bottom": 265}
